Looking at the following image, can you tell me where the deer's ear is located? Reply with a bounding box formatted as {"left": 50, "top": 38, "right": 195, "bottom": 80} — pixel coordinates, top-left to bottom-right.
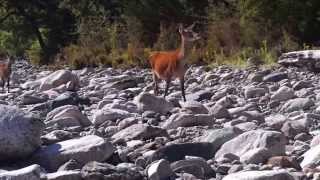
{"left": 178, "top": 23, "right": 183, "bottom": 34}
{"left": 186, "top": 23, "right": 195, "bottom": 31}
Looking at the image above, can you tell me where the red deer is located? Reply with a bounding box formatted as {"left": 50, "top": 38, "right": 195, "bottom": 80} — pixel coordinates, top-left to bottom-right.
{"left": 149, "top": 23, "right": 200, "bottom": 101}
{"left": 0, "top": 53, "right": 13, "bottom": 93}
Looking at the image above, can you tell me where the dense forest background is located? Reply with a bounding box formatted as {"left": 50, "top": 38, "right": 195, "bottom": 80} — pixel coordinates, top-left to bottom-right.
{"left": 0, "top": 0, "right": 320, "bottom": 68}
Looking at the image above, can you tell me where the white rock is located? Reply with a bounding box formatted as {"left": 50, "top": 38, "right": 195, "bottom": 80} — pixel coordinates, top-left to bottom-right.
{"left": 223, "top": 170, "right": 296, "bottom": 180}
{"left": 134, "top": 93, "right": 173, "bottom": 114}
{"left": 301, "top": 144, "right": 320, "bottom": 168}
{"left": 46, "top": 170, "right": 82, "bottom": 180}
{"left": 147, "top": 159, "right": 174, "bottom": 180}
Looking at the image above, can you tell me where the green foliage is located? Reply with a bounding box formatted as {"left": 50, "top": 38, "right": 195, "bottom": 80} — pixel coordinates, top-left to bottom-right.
{"left": 0, "top": 0, "right": 319, "bottom": 68}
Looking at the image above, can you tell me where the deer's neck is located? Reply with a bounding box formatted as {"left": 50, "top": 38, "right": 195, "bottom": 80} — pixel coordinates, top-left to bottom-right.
{"left": 177, "top": 35, "right": 185, "bottom": 60}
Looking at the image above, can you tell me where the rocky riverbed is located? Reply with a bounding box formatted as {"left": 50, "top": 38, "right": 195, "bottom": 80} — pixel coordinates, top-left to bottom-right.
{"left": 1, "top": 60, "right": 320, "bottom": 180}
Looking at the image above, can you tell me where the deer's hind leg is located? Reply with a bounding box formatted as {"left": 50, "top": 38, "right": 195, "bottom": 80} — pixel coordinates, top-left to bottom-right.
{"left": 7, "top": 76, "right": 10, "bottom": 93}
{"left": 153, "top": 72, "right": 160, "bottom": 96}
{"left": 0, "top": 78, "right": 4, "bottom": 93}
{"left": 164, "top": 77, "right": 171, "bottom": 98}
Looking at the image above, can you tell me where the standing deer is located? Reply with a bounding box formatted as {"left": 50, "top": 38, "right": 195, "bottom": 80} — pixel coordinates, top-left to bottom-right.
{"left": 149, "top": 23, "right": 200, "bottom": 101}
{"left": 0, "top": 54, "right": 13, "bottom": 93}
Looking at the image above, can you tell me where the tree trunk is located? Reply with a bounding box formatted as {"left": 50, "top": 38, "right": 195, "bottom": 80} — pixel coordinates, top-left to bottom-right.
{"left": 15, "top": 5, "right": 47, "bottom": 63}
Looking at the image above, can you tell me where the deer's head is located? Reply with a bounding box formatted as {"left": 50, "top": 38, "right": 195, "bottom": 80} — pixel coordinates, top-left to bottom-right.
{"left": 179, "top": 23, "right": 201, "bottom": 42}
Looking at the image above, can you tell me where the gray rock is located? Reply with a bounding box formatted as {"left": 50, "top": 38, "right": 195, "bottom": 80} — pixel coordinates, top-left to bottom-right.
{"left": 0, "top": 105, "right": 44, "bottom": 161}
{"left": 171, "top": 157, "right": 215, "bottom": 179}
{"left": 199, "top": 127, "right": 243, "bottom": 154}
{"left": 263, "top": 72, "right": 288, "bottom": 82}
{"left": 41, "top": 130, "right": 73, "bottom": 145}
{"left": 293, "top": 80, "right": 312, "bottom": 90}
{"left": 235, "top": 122, "right": 258, "bottom": 131}
{"left": 21, "top": 94, "right": 48, "bottom": 105}
{"left": 134, "top": 93, "right": 173, "bottom": 114}
{"left": 223, "top": 170, "right": 296, "bottom": 180}
{"left": 271, "top": 86, "right": 295, "bottom": 102}
{"left": 265, "top": 114, "right": 288, "bottom": 129}
{"left": 32, "top": 135, "right": 114, "bottom": 172}
{"left": 311, "top": 134, "right": 320, "bottom": 147}
{"left": 111, "top": 124, "right": 168, "bottom": 142}
{"left": 92, "top": 108, "right": 132, "bottom": 126}
{"left": 149, "top": 142, "right": 215, "bottom": 163}
{"left": 103, "top": 77, "right": 137, "bottom": 90}
{"left": 45, "top": 105, "right": 91, "bottom": 128}
{"left": 281, "top": 118, "right": 312, "bottom": 138}
{"left": 280, "top": 98, "right": 314, "bottom": 113}
{"left": 248, "top": 72, "right": 264, "bottom": 82}
{"left": 118, "top": 117, "right": 139, "bottom": 130}
{"left": 58, "top": 159, "right": 82, "bottom": 171}
{"left": 186, "top": 89, "right": 214, "bottom": 101}
{"left": 147, "top": 159, "right": 175, "bottom": 180}
{"left": 244, "top": 86, "right": 267, "bottom": 99}
{"left": 215, "top": 130, "right": 286, "bottom": 161}
{"left": 50, "top": 91, "right": 90, "bottom": 110}
{"left": 239, "top": 148, "right": 271, "bottom": 164}
{"left": 162, "top": 113, "right": 214, "bottom": 129}
{"left": 179, "top": 101, "right": 209, "bottom": 114}
{"left": 209, "top": 104, "right": 231, "bottom": 119}
{"left": 46, "top": 170, "right": 82, "bottom": 180}
{"left": 0, "top": 164, "right": 41, "bottom": 180}
{"left": 81, "top": 161, "right": 143, "bottom": 180}
{"left": 39, "top": 70, "right": 80, "bottom": 91}
{"left": 278, "top": 50, "right": 320, "bottom": 72}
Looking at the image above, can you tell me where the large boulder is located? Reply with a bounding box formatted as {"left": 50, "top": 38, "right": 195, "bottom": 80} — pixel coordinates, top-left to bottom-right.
{"left": 223, "top": 170, "right": 296, "bottom": 180}
{"left": 39, "top": 70, "right": 80, "bottom": 91}
{"left": 134, "top": 93, "right": 173, "bottom": 114}
{"left": 0, "top": 105, "right": 44, "bottom": 161}
{"left": 32, "top": 135, "right": 114, "bottom": 172}
{"left": 215, "top": 130, "right": 286, "bottom": 162}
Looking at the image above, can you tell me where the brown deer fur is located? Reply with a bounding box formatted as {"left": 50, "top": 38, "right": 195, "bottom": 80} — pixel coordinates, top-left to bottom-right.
{"left": 149, "top": 23, "right": 200, "bottom": 101}
{"left": 0, "top": 54, "right": 13, "bottom": 92}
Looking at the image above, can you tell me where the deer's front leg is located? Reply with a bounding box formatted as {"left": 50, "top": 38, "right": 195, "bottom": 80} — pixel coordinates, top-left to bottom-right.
{"left": 7, "top": 77, "right": 10, "bottom": 93}
{"left": 153, "top": 73, "right": 159, "bottom": 96}
{"left": 180, "top": 76, "right": 186, "bottom": 102}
